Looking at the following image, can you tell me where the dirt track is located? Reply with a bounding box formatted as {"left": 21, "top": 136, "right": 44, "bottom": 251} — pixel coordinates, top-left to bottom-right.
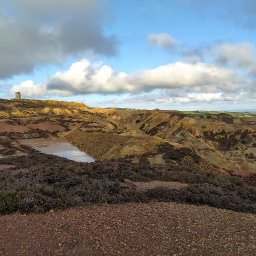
{"left": 0, "top": 202, "right": 255, "bottom": 256}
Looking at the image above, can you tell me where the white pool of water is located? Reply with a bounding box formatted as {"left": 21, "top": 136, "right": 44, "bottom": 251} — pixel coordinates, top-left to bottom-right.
{"left": 21, "top": 139, "right": 95, "bottom": 163}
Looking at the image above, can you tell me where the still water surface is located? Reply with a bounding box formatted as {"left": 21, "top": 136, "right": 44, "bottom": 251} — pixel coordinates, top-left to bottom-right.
{"left": 21, "top": 139, "right": 95, "bottom": 163}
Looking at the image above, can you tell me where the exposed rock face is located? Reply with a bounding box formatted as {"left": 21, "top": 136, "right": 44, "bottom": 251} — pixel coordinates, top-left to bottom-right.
{"left": 0, "top": 98, "right": 255, "bottom": 177}
{"left": 66, "top": 108, "right": 256, "bottom": 177}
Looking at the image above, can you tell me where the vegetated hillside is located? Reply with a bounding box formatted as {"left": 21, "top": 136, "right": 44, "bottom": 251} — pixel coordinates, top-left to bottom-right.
{"left": 0, "top": 99, "right": 255, "bottom": 214}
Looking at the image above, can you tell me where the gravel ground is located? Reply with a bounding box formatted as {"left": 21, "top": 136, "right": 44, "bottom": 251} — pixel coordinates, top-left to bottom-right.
{"left": 0, "top": 202, "right": 255, "bottom": 256}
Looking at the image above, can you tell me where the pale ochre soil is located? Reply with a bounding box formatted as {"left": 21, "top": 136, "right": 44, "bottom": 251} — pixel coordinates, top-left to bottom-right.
{"left": 0, "top": 99, "right": 255, "bottom": 177}
{"left": 65, "top": 131, "right": 166, "bottom": 161}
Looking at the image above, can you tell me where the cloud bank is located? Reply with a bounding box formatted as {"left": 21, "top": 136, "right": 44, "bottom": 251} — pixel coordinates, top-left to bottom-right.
{"left": 12, "top": 56, "right": 253, "bottom": 104}
{"left": 0, "top": 0, "right": 117, "bottom": 79}
{"left": 215, "top": 43, "right": 256, "bottom": 75}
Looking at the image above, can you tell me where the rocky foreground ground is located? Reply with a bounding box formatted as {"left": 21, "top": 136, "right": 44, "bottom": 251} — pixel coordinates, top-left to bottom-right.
{"left": 0, "top": 202, "right": 255, "bottom": 256}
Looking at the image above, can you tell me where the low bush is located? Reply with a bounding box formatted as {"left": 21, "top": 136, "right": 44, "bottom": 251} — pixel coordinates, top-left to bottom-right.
{"left": 0, "top": 191, "right": 20, "bottom": 214}
{"left": 0, "top": 152, "right": 255, "bottom": 215}
{"left": 145, "top": 184, "right": 256, "bottom": 213}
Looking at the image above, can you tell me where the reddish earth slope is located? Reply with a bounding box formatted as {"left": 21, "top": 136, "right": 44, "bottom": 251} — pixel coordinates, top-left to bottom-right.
{"left": 0, "top": 202, "right": 255, "bottom": 256}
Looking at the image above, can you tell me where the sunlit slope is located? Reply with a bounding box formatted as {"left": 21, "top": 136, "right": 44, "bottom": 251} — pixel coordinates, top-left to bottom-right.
{"left": 0, "top": 98, "right": 255, "bottom": 176}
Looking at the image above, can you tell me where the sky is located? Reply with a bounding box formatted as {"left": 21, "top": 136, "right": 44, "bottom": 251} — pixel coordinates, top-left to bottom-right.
{"left": 0, "top": 0, "right": 256, "bottom": 111}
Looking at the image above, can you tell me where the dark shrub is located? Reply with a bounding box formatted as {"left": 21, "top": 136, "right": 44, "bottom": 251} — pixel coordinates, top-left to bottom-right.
{"left": 0, "top": 191, "right": 20, "bottom": 214}
{"left": 18, "top": 193, "right": 62, "bottom": 213}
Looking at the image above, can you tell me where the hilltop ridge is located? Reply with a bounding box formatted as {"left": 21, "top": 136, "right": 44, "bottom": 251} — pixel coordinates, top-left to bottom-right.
{"left": 0, "top": 99, "right": 255, "bottom": 215}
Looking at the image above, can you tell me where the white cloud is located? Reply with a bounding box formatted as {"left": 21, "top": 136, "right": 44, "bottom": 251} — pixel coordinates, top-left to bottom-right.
{"left": 99, "top": 90, "right": 246, "bottom": 109}
{"left": 216, "top": 42, "right": 256, "bottom": 68}
{"left": 11, "top": 80, "right": 46, "bottom": 98}
{"left": 47, "top": 60, "right": 129, "bottom": 94}
{"left": 175, "top": 92, "right": 240, "bottom": 102}
{"left": 11, "top": 58, "right": 255, "bottom": 109}
{"left": 147, "top": 33, "right": 176, "bottom": 50}
{"left": 135, "top": 62, "right": 236, "bottom": 90}
{"left": 49, "top": 60, "right": 240, "bottom": 94}
{"left": 11, "top": 59, "right": 245, "bottom": 99}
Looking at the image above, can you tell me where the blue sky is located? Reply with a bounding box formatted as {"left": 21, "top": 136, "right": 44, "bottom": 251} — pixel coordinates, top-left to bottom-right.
{"left": 1, "top": 0, "right": 256, "bottom": 110}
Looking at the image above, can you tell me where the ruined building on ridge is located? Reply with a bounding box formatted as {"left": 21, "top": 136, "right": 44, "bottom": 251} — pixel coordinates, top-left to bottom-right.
{"left": 15, "top": 92, "right": 21, "bottom": 100}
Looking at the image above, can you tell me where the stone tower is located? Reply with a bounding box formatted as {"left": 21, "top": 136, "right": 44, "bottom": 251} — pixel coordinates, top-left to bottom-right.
{"left": 15, "top": 92, "right": 21, "bottom": 100}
